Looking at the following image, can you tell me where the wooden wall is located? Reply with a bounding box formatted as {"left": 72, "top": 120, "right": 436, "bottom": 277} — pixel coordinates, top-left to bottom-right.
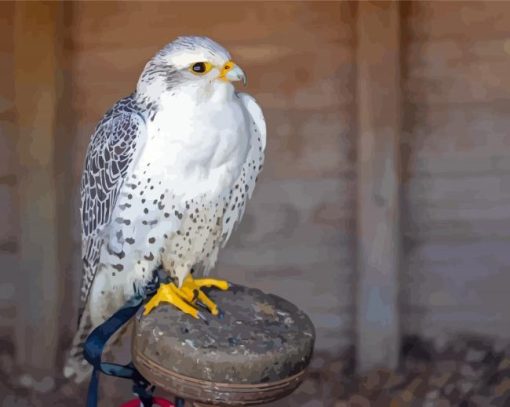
{"left": 0, "top": 1, "right": 17, "bottom": 337}
{"left": 3, "top": 0, "right": 510, "bottom": 375}
{"left": 401, "top": 1, "right": 510, "bottom": 341}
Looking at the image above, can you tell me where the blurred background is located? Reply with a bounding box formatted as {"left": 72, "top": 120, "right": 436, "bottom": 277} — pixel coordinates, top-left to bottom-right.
{"left": 2, "top": 1, "right": 510, "bottom": 406}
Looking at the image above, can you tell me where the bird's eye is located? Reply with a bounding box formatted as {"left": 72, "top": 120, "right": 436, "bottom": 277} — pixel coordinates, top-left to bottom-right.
{"left": 192, "top": 63, "right": 206, "bottom": 73}
{"left": 190, "top": 62, "right": 212, "bottom": 75}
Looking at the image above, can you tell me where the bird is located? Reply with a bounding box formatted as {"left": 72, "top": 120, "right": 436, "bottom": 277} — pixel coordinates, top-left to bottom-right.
{"left": 64, "top": 36, "right": 266, "bottom": 382}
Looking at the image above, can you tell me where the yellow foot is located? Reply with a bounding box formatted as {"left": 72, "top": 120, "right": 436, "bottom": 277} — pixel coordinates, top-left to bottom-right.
{"left": 143, "top": 275, "right": 229, "bottom": 319}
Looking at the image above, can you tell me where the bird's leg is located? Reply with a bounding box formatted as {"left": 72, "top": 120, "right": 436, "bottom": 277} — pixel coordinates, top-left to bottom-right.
{"left": 143, "top": 274, "right": 229, "bottom": 318}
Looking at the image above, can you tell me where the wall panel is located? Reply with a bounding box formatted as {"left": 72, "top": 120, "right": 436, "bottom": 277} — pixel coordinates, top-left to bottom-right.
{"left": 402, "top": 1, "right": 510, "bottom": 342}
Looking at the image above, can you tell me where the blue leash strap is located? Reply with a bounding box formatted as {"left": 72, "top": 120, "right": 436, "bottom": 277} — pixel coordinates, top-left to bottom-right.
{"left": 84, "top": 294, "right": 154, "bottom": 407}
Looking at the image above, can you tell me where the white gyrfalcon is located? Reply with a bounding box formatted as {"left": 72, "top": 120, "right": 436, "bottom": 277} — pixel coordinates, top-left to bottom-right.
{"left": 65, "top": 36, "right": 266, "bottom": 381}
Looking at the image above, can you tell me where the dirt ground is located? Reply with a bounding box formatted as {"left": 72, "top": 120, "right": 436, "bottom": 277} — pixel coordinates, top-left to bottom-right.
{"left": 277, "top": 335, "right": 510, "bottom": 407}
{"left": 2, "top": 335, "right": 510, "bottom": 406}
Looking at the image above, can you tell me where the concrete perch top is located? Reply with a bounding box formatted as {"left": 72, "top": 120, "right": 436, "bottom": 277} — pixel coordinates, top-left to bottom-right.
{"left": 132, "top": 284, "right": 315, "bottom": 406}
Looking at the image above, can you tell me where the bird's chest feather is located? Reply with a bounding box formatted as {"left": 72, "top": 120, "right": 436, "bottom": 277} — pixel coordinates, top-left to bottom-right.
{"left": 139, "top": 91, "right": 250, "bottom": 199}
{"left": 107, "top": 91, "right": 252, "bottom": 273}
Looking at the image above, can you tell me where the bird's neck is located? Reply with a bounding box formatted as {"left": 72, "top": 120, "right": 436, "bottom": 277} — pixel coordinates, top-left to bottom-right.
{"left": 136, "top": 80, "right": 235, "bottom": 112}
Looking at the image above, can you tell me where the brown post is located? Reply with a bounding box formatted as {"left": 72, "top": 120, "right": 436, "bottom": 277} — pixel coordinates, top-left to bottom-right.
{"left": 14, "top": 1, "right": 63, "bottom": 375}
{"left": 355, "top": 1, "right": 401, "bottom": 372}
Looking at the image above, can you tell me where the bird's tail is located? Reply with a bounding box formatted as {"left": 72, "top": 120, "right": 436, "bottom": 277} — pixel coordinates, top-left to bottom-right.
{"left": 63, "top": 306, "right": 93, "bottom": 383}
{"left": 63, "top": 305, "right": 132, "bottom": 384}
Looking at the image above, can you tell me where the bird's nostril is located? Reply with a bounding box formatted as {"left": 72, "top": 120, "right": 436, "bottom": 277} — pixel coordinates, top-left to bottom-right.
{"left": 224, "top": 65, "right": 231, "bottom": 70}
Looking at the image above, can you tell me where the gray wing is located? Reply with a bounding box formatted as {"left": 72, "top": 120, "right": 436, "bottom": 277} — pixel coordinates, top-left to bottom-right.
{"left": 79, "top": 96, "right": 146, "bottom": 316}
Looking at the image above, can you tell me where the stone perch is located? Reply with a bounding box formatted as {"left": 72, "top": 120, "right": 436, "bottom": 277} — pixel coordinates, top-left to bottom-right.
{"left": 132, "top": 284, "right": 315, "bottom": 406}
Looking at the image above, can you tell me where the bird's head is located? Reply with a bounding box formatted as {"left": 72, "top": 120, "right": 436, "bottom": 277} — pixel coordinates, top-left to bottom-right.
{"left": 136, "top": 36, "right": 246, "bottom": 103}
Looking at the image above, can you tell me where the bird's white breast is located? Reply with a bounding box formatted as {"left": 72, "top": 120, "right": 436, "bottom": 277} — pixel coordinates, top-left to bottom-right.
{"left": 139, "top": 84, "right": 251, "bottom": 199}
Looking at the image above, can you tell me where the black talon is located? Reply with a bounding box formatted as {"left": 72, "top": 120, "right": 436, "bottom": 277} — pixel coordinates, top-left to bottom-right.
{"left": 197, "top": 311, "right": 209, "bottom": 324}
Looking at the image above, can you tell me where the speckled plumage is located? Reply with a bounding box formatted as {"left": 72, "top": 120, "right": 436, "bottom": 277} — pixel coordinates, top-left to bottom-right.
{"left": 65, "top": 36, "right": 266, "bottom": 382}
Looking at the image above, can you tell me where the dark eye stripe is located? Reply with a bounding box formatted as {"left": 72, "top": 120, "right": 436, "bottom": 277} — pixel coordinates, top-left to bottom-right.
{"left": 192, "top": 62, "right": 206, "bottom": 73}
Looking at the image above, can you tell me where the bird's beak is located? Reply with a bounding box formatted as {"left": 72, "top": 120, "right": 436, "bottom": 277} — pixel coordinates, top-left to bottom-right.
{"left": 218, "top": 60, "right": 247, "bottom": 86}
